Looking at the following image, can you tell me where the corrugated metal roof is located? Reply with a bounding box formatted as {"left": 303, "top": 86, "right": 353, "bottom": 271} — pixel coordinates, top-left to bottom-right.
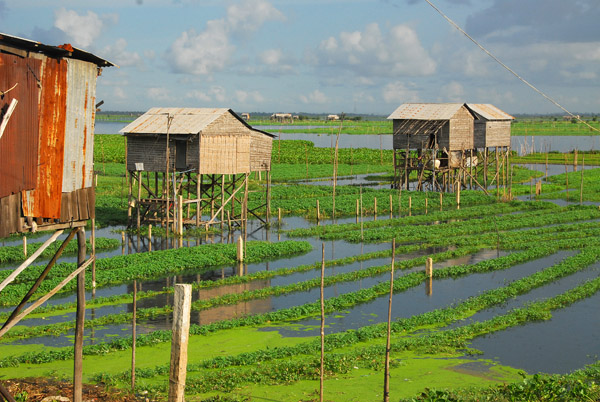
{"left": 0, "top": 32, "right": 115, "bottom": 67}
{"left": 387, "top": 103, "right": 465, "bottom": 120}
{"left": 120, "top": 108, "right": 229, "bottom": 135}
{"left": 467, "top": 104, "right": 514, "bottom": 121}
{"left": 121, "top": 108, "right": 276, "bottom": 137}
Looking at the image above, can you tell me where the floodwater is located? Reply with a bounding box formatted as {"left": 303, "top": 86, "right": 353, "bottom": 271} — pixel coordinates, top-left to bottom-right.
{"left": 95, "top": 121, "right": 600, "bottom": 153}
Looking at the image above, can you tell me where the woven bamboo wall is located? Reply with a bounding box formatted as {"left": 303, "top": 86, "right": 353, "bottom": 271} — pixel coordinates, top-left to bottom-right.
{"left": 250, "top": 132, "right": 272, "bottom": 171}
{"left": 447, "top": 106, "right": 474, "bottom": 150}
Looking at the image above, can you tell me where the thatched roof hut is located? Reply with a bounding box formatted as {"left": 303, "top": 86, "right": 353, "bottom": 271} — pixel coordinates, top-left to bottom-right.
{"left": 121, "top": 108, "right": 274, "bottom": 175}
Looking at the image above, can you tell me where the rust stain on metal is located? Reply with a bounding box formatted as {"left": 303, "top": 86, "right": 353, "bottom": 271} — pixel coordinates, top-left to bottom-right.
{"left": 81, "top": 84, "right": 89, "bottom": 188}
{"left": 32, "top": 57, "right": 68, "bottom": 218}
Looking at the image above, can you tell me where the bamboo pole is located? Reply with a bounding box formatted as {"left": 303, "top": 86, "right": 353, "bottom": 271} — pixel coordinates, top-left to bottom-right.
{"left": 132, "top": 280, "right": 137, "bottom": 390}
{"left": 565, "top": 154, "right": 569, "bottom": 202}
{"left": 580, "top": 155, "right": 585, "bottom": 205}
{"left": 383, "top": 238, "right": 395, "bottom": 402}
{"left": 22, "top": 236, "right": 26, "bottom": 257}
{"left": 320, "top": 243, "right": 325, "bottom": 402}
{"left": 316, "top": 199, "right": 320, "bottom": 222}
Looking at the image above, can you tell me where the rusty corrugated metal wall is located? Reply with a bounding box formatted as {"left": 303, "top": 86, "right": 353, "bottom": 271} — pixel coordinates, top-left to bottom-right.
{"left": 0, "top": 52, "right": 41, "bottom": 199}
{"left": 22, "top": 56, "right": 68, "bottom": 219}
{"left": 62, "top": 58, "right": 97, "bottom": 193}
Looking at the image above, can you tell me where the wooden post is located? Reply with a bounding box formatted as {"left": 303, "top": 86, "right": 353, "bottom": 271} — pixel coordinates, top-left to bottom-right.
{"left": 360, "top": 187, "right": 364, "bottom": 240}
{"left": 132, "top": 280, "right": 137, "bottom": 390}
{"left": 456, "top": 183, "right": 461, "bottom": 207}
{"left": 408, "top": 196, "right": 412, "bottom": 215}
{"left": 383, "top": 238, "right": 395, "bottom": 402}
{"left": 73, "top": 228, "right": 86, "bottom": 402}
{"left": 178, "top": 195, "right": 184, "bottom": 235}
{"left": 22, "top": 236, "right": 26, "bottom": 257}
{"left": 320, "top": 243, "right": 325, "bottom": 402}
{"left": 148, "top": 224, "right": 152, "bottom": 241}
{"left": 91, "top": 218, "right": 96, "bottom": 291}
{"left": 374, "top": 197, "right": 377, "bottom": 219}
{"left": 137, "top": 172, "right": 142, "bottom": 231}
{"left": 316, "top": 199, "right": 320, "bottom": 222}
{"left": 565, "top": 154, "right": 569, "bottom": 202}
{"left": 425, "top": 198, "right": 428, "bottom": 214}
{"left": 439, "top": 192, "right": 443, "bottom": 210}
{"left": 574, "top": 149, "right": 578, "bottom": 171}
{"left": 356, "top": 199, "right": 359, "bottom": 219}
{"left": 425, "top": 257, "right": 433, "bottom": 278}
{"left": 168, "top": 284, "right": 192, "bottom": 402}
{"left": 580, "top": 155, "right": 585, "bottom": 205}
{"left": 237, "top": 235, "right": 244, "bottom": 262}
{"left": 389, "top": 194, "right": 393, "bottom": 219}
{"left": 278, "top": 207, "right": 282, "bottom": 224}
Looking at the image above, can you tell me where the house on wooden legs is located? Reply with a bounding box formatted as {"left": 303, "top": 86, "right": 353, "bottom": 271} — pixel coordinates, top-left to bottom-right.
{"left": 388, "top": 103, "right": 513, "bottom": 192}
{"left": 120, "top": 108, "right": 275, "bottom": 232}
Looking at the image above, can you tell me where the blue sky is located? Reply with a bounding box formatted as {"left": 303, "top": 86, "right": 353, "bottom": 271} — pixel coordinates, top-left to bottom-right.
{"left": 2, "top": 0, "right": 599, "bottom": 115}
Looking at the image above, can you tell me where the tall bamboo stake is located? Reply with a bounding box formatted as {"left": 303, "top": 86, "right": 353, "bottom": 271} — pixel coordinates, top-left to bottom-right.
{"left": 320, "top": 243, "right": 325, "bottom": 402}
{"left": 132, "top": 280, "right": 137, "bottom": 390}
{"left": 580, "top": 155, "right": 585, "bottom": 205}
{"left": 383, "top": 238, "right": 395, "bottom": 402}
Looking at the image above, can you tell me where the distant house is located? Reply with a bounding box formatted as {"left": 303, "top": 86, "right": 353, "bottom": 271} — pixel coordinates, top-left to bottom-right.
{"left": 241, "top": 113, "right": 250, "bottom": 120}
{"left": 327, "top": 114, "right": 340, "bottom": 121}
{"left": 270, "top": 113, "right": 293, "bottom": 123}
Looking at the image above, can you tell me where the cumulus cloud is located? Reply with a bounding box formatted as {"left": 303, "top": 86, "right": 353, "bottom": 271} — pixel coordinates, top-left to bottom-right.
{"left": 439, "top": 81, "right": 465, "bottom": 102}
{"left": 226, "top": 0, "right": 285, "bottom": 35}
{"left": 382, "top": 81, "right": 420, "bottom": 103}
{"left": 235, "top": 90, "right": 265, "bottom": 103}
{"left": 311, "top": 22, "right": 436, "bottom": 79}
{"left": 54, "top": 8, "right": 116, "bottom": 48}
{"left": 257, "top": 48, "right": 295, "bottom": 74}
{"left": 185, "top": 86, "right": 227, "bottom": 103}
{"left": 147, "top": 87, "right": 174, "bottom": 102}
{"left": 101, "top": 39, "right": 143, "bottom": 68}
{"left": 166, "top": 0, "right": 285, "bottom": 75}
{"left": 300, "top": 90, "right": 328, "bottom": 104}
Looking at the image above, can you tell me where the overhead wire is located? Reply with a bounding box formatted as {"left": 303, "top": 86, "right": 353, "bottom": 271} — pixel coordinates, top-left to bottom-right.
{"left": 423, "top": 0, "right": 599, "bottom": 132}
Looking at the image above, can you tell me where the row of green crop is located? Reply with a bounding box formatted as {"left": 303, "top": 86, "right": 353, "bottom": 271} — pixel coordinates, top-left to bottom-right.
{"left": 88, "top": 244, "right": 600, "bottom": 393}
{"left": 0, "top": 240, "right": 312, "bottom": 307}
{"left": 0, "top": 237, "right": 119, "bottom": 264}
{"left": 5, "top": 227, "right": 599, "bottom": 367}
{"left": 4, "top": 203, "right": 598, "bottom": 341}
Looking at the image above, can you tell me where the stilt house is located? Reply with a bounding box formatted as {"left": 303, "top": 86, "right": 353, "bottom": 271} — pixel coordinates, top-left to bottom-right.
{"left": 120, "top": 108, "right": 275, "bottom": 229}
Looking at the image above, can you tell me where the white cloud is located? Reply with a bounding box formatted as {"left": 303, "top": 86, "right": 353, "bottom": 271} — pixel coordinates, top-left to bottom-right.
{"left": 185, "top": 86, "right": 227, "bottom": 103}
{"left": 312, "top": 22, "right": 436, "bottom": 78}
{"left": 382, "top": 81, "right": 420, "bottom": 103}
{"left": 166, "top": 21, "right": 232, "bottom": 75}
{"left": 147, "top": 87, "right": 174, "bottom": 102}
{"left": 113, "top": 87, "right": 127, "bottom": 100}
{"left": 54, "top": 8, "right": 114, "bottom": 47}
{"left": 235, "top": 90, "right": 265, "bottom": 103}
{"left": 439, "top": 81, "right": 465, "bottom": 102}
{"left": 300, "top": 89, "right": 328, "bottom": 104}
{"left": 101, "top": 39, "right": 143, "bottom": 68}
{"left": 226, "top": 0, "right": 285, "bottom": 35}
{"left": 166, "top": 0, "right": 285, "bottom": 75}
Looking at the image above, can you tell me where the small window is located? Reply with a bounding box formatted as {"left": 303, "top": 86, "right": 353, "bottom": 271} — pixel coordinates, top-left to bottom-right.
{"left": 175, "top": 140, "right": 187, "bottom": 170}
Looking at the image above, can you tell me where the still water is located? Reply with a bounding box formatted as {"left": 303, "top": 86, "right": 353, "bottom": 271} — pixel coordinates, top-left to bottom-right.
{"left": 95, "top": 121, "right": 600, "bottom": 154}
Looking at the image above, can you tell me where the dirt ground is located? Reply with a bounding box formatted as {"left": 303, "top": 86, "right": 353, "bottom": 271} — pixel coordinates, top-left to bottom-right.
{"left": 2, "top": 378, "right": 148, "bottom": 402}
